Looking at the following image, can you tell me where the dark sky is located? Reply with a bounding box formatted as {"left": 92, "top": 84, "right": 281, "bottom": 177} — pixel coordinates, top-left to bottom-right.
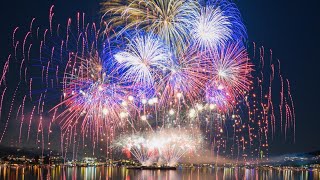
{"left": 237, "top": 0, "right": 320, "bottom": 154}
{"left": 0, "top": 0, "right": 319, "bottom": 154}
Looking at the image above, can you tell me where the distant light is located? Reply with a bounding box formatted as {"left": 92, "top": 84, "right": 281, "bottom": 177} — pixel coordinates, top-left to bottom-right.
{"left": 189, "top": 109, "right": 196, "bottom": 118}
{"left": 218, "top": 84, "right": 224, "bottom": 90}
{"left": 152, "top": 97, "right": 158, "bottom": 104}
{"left": 141, "top": 115, "right": 147, "bottom": 121}
{"left": 102, "top": 108, "right": 109, "bottom": 115}
{"left": 141, "top": 99, "right": 147, "bottom": 104}
{"left": 128, "top": 96, "right": 134, "bottom": 101}
{"left": 197, "top": 104, "right": 203, "bottom": 111}
{"left": 122, "top": 101, "right": 128, "bottom": 107}
{"left": 209, "top": 104, "right": 216, "bottom": 110}
{"left": 98, "top": 85, "right": 104, "bottom": 91}
{"left": 120, "top": 112, "right": 128, "bottom": 118}
{"left": 80, "top": 90, "right": 86, "bottom": 95}
{"left": 177, "top": 93, "right": 182, "bottom": 98}
{"left": 169, "top": 109, "right": 175, "bottom": 115}
{"left": 148, "top": 99, "right": 154, "bottom": 105}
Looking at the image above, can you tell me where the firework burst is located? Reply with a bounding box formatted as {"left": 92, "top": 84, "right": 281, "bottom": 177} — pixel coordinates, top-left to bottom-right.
{"left": 102, "top": 0, "right": 199, "bottom": 53}
{"left": 114, "top": 33, "right": 172, "bottom": 90}
{"left": 157, "top": 47, "right": 209, "bottom": 104}
{"left": 208, "top": 43, "right": 253, "bottom": 97}
{"left": 190, "top": 6, "right": 233, "bottom": 50}
{"left": 203, "top": 0, "right": 247, "bottom": 41}
{"left": 115, "top": 128, "right": 202, "bottom": 166}
{"left": 55, "top": 52, "right": 129, "bottom": 138}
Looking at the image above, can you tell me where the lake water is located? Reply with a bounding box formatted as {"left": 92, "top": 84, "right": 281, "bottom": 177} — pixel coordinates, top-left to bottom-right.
{"left": 0, "top": 165, "right": 319, "bottom": 180}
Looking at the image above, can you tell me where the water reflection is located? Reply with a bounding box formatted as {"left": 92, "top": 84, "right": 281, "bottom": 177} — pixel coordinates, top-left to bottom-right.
{"left": 0, "top": 165, "right": 319, "bottom": 180}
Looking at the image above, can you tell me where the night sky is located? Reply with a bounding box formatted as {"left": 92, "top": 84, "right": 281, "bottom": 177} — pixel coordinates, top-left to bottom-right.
{"left": 0, "top": 0, "right": 319, "bottom": 155}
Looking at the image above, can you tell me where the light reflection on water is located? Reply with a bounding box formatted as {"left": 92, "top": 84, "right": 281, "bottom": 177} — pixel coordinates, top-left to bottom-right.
{"left": 0, "top": 165, "right": 319, "bottom": 180}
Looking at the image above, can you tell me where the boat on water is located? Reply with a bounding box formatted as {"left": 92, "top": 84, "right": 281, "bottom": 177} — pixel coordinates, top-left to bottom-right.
{"left": 127, "top": 166, "right": 177, "bottom": 170}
